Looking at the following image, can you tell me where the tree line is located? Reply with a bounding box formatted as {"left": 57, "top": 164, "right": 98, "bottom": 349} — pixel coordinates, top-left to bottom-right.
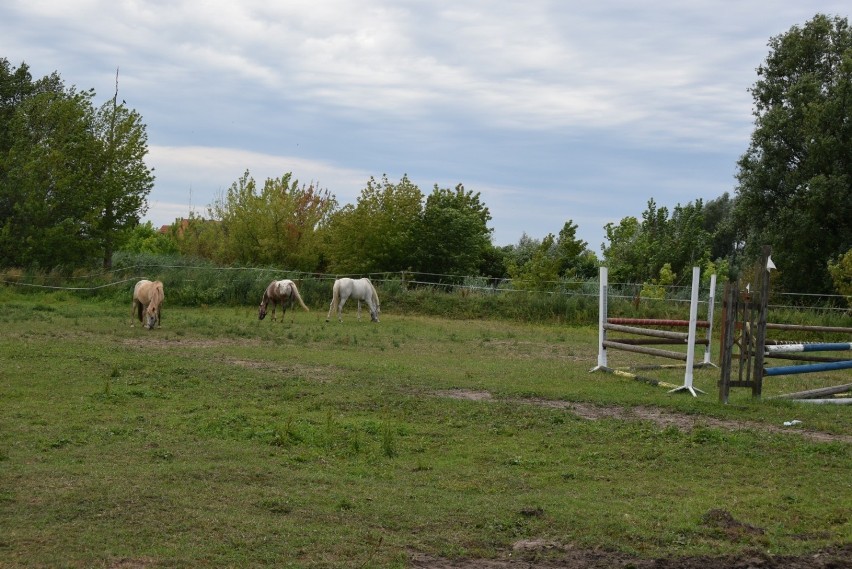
{"left": 2, "top": 14, "right": 851, "bottom": 299}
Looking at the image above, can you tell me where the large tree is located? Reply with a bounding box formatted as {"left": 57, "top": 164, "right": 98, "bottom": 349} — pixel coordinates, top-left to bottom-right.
{"left": 323, "top": 174, "right": 423, "bottom": 273}
{"left": 1, "top": 87, "right": 100, "bottom": 267}
{"left": 734, "top": 14, "right": 852, "bottom": 293}
{"left": 0, "top": 60, "right": 154, "bottom": 269}
{"left": 414, "top": 184, "right": 493, "bottom": 280}
{"left": 208, "top": 170, "right": 337, "bottom": 270}
{"left": 91, "top": 78, "right": 156, "bottom": 269}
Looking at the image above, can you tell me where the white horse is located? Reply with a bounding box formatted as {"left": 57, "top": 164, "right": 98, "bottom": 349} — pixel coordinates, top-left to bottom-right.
{"left": 326, "top": 277, "right": 380, "bottom": 322}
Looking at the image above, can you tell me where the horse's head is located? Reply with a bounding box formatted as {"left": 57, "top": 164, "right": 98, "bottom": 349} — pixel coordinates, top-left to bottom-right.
{"left": 258, "top": 303, "right": 267, "bottom": 320}
{"left": 145, "top": 305, "right": 159, "bottom": 330}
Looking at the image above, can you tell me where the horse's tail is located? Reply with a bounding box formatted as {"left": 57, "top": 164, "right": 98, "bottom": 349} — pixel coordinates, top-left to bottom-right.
{"left": 291, "top": 282, "right": 309, "bottom": 311}
{"left": 326, "top": 279, "right": 341, "bottom": 321}
{"left": 371, "top": 281, "right": 380, "bottom": 310}
{"left": 332, "top": 280, "right": 340, "bottom": 310}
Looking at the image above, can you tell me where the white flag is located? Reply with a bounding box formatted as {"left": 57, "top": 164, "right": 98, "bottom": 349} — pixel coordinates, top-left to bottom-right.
{"left": 766, "top": 256, "right": 777, "bottom": 271}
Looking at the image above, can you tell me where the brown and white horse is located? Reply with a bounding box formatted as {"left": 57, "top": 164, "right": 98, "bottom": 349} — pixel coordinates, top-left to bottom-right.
{"left": 131, "top": 279, "right": 164, "bottom": 330}
{"left": 259, "top": 279, "right": 309, "bottom": 321}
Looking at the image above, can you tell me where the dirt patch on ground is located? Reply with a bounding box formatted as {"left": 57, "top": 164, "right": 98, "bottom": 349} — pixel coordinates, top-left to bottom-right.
{"left": 409, "top": 543, "right": 852, "bottom": 568}
{"left": 222, "top": 357, "right": 341, "bottom": 383}
{"left": 122, "top": 337, "right": 264, "bottom": 349}
{"left": 437, "top": 389, "right": 852, "bottom": 444}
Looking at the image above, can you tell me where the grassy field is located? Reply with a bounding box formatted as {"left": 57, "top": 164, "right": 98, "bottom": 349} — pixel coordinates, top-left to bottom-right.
{"left": 0, "top": 291, "right": 850, "bottom": 568}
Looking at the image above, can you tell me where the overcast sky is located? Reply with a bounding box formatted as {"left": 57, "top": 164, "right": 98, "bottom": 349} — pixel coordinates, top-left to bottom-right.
{"left": 2, "top": 1, "right": 849, "bottom": 251}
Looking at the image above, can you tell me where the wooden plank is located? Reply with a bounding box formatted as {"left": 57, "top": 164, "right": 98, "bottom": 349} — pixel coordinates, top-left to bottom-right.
{"left": 603, "top": 323, "right": 689, "bottom": 340}
{"left": 602, "top": 340, "right": 688, "bottom": 361}
{"left": 772, "top": 383, "right": 852, "bottom": 399}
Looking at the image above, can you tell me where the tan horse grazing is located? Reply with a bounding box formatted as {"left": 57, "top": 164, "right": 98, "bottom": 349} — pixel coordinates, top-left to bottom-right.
{"left": 259, "top": 279, "right": 309, "bottom": 321}
{"left": 131, "top": 279, "right": 164, "bottom": 330}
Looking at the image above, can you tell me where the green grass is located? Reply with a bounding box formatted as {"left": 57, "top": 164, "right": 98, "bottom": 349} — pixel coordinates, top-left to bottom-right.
{"left": 0, "top": 294, "right": 850, "bottom": 567}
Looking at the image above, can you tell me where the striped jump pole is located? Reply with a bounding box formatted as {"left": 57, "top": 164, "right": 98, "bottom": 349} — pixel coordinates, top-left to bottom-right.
{"left": 763, "top": 342, "right": 852, "bottom": 378}
{"left": 764, "top": 360, "right": 852, "bottom": 377}
{"left": 766, "top": 342, "right": 852, "bottom": 354}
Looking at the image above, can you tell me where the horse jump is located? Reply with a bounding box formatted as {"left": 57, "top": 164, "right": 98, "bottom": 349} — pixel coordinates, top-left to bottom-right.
{"left": 259, "top": 279, "right": 309, "bottom": 321}
{"left": 718, "top": 245, "right": 852, "bottom": 402}
{"left": 326, "top": 277, "right": 380, "bottom": 322}
{"left": 592, "top": 267, "right": 716, "bottom": 397}
{"left": 132, "top": 279, "right": 164, "bottom": 330}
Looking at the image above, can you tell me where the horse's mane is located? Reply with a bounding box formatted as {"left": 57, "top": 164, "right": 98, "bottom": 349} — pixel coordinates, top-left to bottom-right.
{"left": 261, "top": 281, "right": 276, "bottom": 304}
{"left": 369, "top": 279, "right": 379, "bottom": 307}
{"left": 149, "top": 281, "right": 164, "bottom": 308}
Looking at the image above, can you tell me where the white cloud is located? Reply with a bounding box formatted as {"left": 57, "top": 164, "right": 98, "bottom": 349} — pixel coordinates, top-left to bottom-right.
{"left": 3, "top": 0, "right": 849, "bottom": 249}
{"left": 144, "top": 144, "right": 371, "bottom": 221}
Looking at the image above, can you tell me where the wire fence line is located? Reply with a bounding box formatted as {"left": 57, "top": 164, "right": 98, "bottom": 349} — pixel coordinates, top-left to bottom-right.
{"left": 2, "top": 264, "right": 850, "bottom": 313}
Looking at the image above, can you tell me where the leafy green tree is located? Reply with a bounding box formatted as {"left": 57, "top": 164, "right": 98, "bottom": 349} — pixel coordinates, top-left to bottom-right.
{"left": 601, "top": 215, "right": 643, "bottom": 283}
{"left": 208, "top": 170, "right": 337, "bottom": 270}
{"left": 414, "top": 184, "right": 493, "bottom": 280}
{"left": 554, "top": 220, "right": 598, "bottom": 278}
{"left": 120, "top": 221, "right": 178, "bottom": 255}
{"left": 324, "top": 174, "right": 423, "bottom": 273}
{"left": 507, "top": 220, "right": 598, "bottom": 289}
{"left": 503, "top": 233, "right": 542, "bottom": 272}
{"left": 91, "top": 84, "right": 156, "bottom": 269}
{"left": 734, "top": 14, "right": 852, "bottom": 293}
{"left": 602, "top": 199, "right": 710, "bottom": 284}
{"left": 508, "top": 233, "right": 560, "bottom": 291}
{"left": 1, "top": 87, "right": 100, "bottom": 268}
{"left": 0, "top": 60, "right": 154, "bottom": 269}
{"left": 702, "top": 192, "right": 739, "bottom": 262}
{"left": 666, "top": 200, "right": 711, "bottom": 278}
{"left": 0, "top": 59, "right": 64, "bottom": 155}
{"left": 169, "top": 214, "right": 222, "bottom": 260}
{"left": 827, "top": 248, "right": 852, "bottom": 304}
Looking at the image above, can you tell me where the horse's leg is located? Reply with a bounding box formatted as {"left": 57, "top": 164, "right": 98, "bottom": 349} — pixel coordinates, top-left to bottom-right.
{"left": 326, "top": 285, "right": 338, "bottom": 322}
{"left": 356, "top": 300, "right": 361, "bottom": 321}
{"left": 338, "top": 296, "right": 348, "bottom": 322}
{"left": 131, "top": 299, "right": 138, "bottom": 327}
